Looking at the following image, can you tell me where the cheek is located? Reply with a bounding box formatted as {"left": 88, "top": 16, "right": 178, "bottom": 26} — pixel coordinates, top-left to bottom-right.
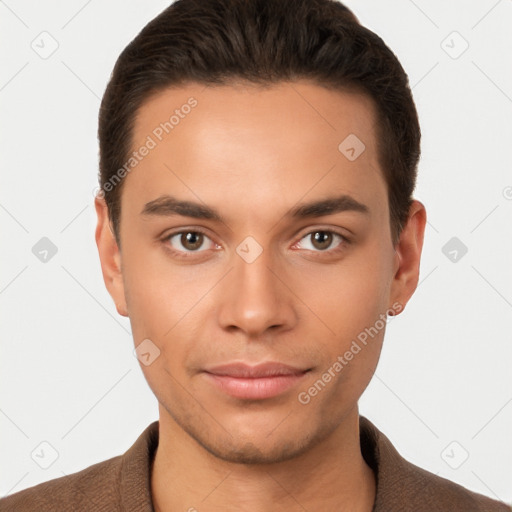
{"left": 302, "top": 251, "right": 392, "bottom": 338}
{"left": 121, "top": 245, "right": 214, "bottom": 377}
{"left": 121, "top": 240, "right": 208, "bottom": 332}
{"left": 303, "top": 274, "right": 389, "bottom": 411}
{"left": 295, "top": 241, "right": 393, "bottom": 398}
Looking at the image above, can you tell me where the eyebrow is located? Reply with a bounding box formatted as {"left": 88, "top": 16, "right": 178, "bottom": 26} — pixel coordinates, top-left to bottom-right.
{"left": 141, "top": 196, "right": 222, "bottom": 221}
{"left": 140, "top": 194, "right": 369, "bottom": 221}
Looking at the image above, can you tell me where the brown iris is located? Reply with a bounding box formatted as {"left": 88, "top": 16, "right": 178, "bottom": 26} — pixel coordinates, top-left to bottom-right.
{"left": 181, "top": 232, "right": 204, "bottom": 250}
{"left": 310, "top": 231, "right": 333, "bottom": 250}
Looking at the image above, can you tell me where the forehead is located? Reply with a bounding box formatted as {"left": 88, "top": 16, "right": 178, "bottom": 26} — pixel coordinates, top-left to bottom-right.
{"left": 122, "top": 80, "right": 386, "bottom": 224}
{"left": 133, "top": 80, "right": 380, "bottom": 154}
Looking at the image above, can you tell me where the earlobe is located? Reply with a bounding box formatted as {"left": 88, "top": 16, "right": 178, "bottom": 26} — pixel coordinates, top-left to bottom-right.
{"left": 94, "top": 196, "right": 129, "bottom": 317}
{"left": 389, "top": 200, "right": 426, "bottom": 314}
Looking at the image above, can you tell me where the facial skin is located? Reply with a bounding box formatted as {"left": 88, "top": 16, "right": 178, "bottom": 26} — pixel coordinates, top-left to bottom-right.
{"left": 95, "top": 80, "right": 426, "bottom": 511}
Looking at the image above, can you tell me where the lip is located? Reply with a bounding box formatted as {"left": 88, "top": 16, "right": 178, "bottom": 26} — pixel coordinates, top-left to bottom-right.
{"left": 203, "top": 362, "right": 311, "bottom": 400}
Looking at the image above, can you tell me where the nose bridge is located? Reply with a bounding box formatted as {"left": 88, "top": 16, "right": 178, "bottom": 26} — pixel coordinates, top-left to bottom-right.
{"left": 217, "top": 240, "right": 297, "bottom": 335}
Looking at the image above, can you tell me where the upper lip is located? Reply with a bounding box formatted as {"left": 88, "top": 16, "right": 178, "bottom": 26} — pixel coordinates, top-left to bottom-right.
{"left": 204, "top": 362, "right": 310, "bottom": 378}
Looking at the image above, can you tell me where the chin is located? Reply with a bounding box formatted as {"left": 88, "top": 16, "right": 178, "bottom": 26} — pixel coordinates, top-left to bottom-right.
{"left": 183, "top": 414, "right": 332, "bottom": 465}
{"left": 159, "top": 391, "right": 341, "bottom": 465}
{"left": 195, "top": 434, "right": 313, "bottom": 465}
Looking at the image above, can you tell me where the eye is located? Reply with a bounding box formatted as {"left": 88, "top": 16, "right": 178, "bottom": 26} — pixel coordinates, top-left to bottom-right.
{"left": 294, "top": 230, "right": 347, "bottom": 252}
{"left": 165, "top": 230, "right": 216, "bottom": 253}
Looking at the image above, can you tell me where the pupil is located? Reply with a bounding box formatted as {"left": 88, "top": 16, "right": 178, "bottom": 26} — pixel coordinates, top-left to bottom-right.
{"left": 312, "top": 231, "right": 332, "bottom": 250}
{"left": 182, "top": 232, "right": 203, "bottom": 250}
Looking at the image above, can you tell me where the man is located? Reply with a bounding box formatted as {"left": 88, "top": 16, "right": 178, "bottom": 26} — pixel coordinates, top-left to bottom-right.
{"left": 1, "top": 0, "right": 509, "bottom": 510}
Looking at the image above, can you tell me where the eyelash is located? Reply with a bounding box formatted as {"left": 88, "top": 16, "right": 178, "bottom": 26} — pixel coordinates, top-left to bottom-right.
{"left": 292, "top": 230, "right": 349, "bottom": 256}
{"left": 161, "top": 228, "right": 217, "bottom": 259}
{"left": 161, "top": 227, "right": 350, "bottom": 259}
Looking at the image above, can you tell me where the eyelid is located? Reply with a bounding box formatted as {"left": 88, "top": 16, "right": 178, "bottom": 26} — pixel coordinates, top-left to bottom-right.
{"left": 160, "top": 225, "right": 351, "bottom": 258}
{"left": 161, "top": 227, "right": 219, "bottom": 254}
{"left": 291, "top": 227, "right": 350, "bottom": 252}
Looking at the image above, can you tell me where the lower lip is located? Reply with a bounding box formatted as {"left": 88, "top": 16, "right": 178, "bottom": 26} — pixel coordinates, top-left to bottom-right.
{"left": 203, "top": 372, "right": 309, "bottom": 400}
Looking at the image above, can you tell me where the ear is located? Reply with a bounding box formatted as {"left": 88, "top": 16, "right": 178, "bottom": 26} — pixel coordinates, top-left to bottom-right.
{"left": 94, "top": 196, "right": 128, "bottom": 317}
{"left": 389, "top": 199, "right": 426, "bottom": 314}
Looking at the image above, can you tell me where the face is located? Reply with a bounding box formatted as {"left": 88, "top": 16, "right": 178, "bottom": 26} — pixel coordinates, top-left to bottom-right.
{"left": 95, "top": 80, "right": 425, "bottom": 464}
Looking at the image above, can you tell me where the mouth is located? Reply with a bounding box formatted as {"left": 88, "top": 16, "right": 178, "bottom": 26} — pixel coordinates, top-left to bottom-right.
{"left": 202, "top": 362, "right": 312, "bottom": 400}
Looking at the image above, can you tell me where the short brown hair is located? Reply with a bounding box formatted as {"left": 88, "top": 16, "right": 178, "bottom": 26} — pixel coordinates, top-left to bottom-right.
{"left": 98, "top": 0, "right": 420, "bottom": 246}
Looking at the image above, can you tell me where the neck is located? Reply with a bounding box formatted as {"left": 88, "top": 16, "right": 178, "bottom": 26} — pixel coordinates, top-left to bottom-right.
{"left": 151, "top": 405, "right": 376, "bottom": 512}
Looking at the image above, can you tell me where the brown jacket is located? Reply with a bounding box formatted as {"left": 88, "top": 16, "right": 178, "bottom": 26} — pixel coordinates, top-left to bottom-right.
{"left": 1, "top": 416, "right": 510, "bottom": 511}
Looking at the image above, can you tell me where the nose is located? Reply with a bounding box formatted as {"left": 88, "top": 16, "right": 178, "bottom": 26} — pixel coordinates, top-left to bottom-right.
{"left": 217, "top": 245, "right": 298, "bottom": 337}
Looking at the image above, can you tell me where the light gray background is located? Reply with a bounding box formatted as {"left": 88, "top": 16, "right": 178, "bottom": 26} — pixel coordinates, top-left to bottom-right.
{"left": 1, "top": 0, "right": 511, "bottom": 504}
